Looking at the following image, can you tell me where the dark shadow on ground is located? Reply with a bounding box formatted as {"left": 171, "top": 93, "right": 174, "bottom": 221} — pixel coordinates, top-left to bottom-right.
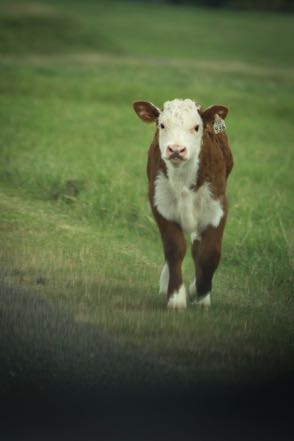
{"left": 0, "top": 282, "right": 293, "bottom": 440}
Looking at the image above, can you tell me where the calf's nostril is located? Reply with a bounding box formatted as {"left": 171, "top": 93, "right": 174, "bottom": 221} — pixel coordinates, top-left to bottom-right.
{"left": 179, "top": 148, "right": 187, "bottom": 157}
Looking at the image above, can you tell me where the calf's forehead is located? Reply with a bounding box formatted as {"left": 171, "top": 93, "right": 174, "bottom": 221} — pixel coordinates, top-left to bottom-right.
{"left": 159, "top": 99, "right": 202, "bottom": 126}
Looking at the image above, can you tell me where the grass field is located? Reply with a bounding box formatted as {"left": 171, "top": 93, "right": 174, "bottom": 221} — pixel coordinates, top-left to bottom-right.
{"left": 0, "top": 0, "right": 294, "bottom": 412}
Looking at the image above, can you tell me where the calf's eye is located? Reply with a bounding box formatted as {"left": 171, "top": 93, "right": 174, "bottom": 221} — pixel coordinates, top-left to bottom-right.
{"left": 195, "top": 125, "right": 199, "bottom": 132}
{"left": 160, "top": 123, "right": 165, "bottom": 129}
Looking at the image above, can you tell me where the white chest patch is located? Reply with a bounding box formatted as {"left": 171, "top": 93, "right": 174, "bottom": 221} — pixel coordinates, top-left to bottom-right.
{"left": 154, "top": 172, "right": 223, "bottom": 236}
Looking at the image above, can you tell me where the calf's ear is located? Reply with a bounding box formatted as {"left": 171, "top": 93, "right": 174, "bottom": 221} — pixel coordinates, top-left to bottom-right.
{"left": 202, "top": 105, "right": 229, "bottom": 125}
{"left": 133, "top": 101, "right": 160, "bottom": 123}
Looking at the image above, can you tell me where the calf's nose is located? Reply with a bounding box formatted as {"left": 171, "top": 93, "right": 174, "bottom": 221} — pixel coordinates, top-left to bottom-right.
{"left": 167, "top": 144, "right": 187, "bottom": 159}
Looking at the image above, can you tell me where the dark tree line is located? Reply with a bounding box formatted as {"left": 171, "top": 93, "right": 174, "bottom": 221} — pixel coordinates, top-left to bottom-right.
{"left": 167, "top": 0, "right": 294, "bottom": 12}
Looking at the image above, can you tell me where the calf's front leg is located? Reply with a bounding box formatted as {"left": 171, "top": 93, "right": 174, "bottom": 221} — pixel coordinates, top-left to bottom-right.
{"left": 191, "top": 214, "right": 226, "bottom": 307}
{"left": 154, "top": 210, "right": 187, "bottom": 310}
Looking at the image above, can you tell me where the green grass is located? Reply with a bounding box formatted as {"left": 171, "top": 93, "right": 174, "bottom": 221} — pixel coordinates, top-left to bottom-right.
{"left": 0, "top": 0, "right": 294, "bottom": 386}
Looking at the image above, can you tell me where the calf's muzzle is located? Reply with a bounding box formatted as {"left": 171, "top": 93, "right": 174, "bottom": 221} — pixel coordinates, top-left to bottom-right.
{"left": 167, "top": 144, "right": 187, "bottom": 160}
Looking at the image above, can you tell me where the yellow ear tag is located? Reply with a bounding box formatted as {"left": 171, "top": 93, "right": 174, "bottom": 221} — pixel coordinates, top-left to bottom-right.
{"left": 213, "top": 114, "right": 226, "bottom": 134}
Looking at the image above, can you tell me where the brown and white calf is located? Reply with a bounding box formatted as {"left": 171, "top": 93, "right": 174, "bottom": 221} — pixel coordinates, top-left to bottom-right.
{"left": 133, "top": 99, "right": 233, "bottom": 309}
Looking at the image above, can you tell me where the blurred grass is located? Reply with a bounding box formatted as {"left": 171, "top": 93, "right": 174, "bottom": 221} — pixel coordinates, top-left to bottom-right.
{"left": 0, "top": 0, "right": 294, "bottom": 383}
{"left": 1, "top": 0, "right": 294, "bottom": 66}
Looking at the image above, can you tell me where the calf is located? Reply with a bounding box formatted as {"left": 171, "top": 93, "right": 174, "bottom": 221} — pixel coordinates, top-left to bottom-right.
{"left": 133, "top": 99, "right": 233, "bottom": 309}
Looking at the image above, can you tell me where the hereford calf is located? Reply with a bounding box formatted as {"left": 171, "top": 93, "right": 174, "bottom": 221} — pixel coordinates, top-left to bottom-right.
{"left": 133, "top": 99, "right": 233, "bottom": 309}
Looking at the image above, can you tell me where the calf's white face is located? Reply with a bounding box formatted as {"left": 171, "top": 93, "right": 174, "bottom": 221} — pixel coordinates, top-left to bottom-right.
{"left": 134, "top": 99, "right": 203, "bottom": 167}
{"left": 158, "top": 99, "right": 203, "bottom": 166}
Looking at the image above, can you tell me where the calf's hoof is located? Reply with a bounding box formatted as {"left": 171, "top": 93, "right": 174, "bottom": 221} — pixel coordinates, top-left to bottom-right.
{"left": 167, "top": 285, "right": 187, "bottom": 310}
{"left": 192, "top": 293, "right": 211, "bottom": 309}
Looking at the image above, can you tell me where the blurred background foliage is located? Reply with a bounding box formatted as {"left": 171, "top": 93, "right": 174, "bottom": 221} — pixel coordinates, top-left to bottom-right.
{"left": 122, "top": 0, "right": 294, "bottom": 12}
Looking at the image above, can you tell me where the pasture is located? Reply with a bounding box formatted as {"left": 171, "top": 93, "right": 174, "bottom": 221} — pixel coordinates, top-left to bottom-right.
{"left": 0, "top": 0, "right": 294, "bottom": 435}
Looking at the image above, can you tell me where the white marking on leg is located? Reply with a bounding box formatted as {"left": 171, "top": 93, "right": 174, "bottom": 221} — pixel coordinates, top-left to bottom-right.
{"left": 188, "top": 278, "right": 196, "bottom": 299}
{"left": 159, "top": 262, "right": 169, "bottom": 296}
{"left": 192, "top": 293, "right": 211, "bottom": 308}
{"left": 167, "top": 284, "right": 187, "bottom": 310}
